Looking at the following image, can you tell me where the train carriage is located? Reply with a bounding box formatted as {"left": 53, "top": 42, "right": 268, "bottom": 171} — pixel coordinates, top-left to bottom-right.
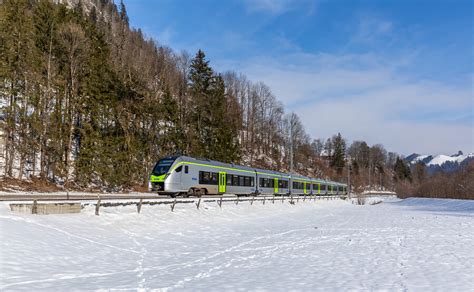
{"left": 290, "top": 175, "right": 312, "bottom": 196}
{"left": 256, "top": 169, "right": 290, "bottom": 196}
{"left": 149, "top": 156, "right": 257, "bottom": 197}
{"left": 310, "top": 178, "right": 326, "bottom": 196}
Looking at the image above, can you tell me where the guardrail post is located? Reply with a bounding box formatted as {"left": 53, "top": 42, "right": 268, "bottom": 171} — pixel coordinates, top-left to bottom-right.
{"left": 218, "top": 196, "right": 223, "bottom": 208}
{"left": 196, "top": 198, "right": 201, "bottom": 209}
{"left": 263, "top": 196, "right": 266, "bottom": 205}
{"left": 32, "top": 200, "right": 37, "bottom": 214}
{"left": 170, "top": 199, "right": 177, "bottom": 212}
{"left": 272, "top": 195, "right": 275, "bottom": 204}
{"left": 137, "top": 198, "right": 143, "bottom": 214}
{"left": 297, "top": 196, "right": 300, "bottom": 203}
{"left": 95, "top": 198, "right": 101, "bottom": 216}
{"left": 251, "top": 196, "right": 254, "bottom": 205}
{"left": 235, "top": 196, "right": 239, "bottom": 205}
{"left": 281, "top": 196, "right": 284, "bottom": 204}
{"left": 303, "top": 195, "right": 306, "bottom": 202}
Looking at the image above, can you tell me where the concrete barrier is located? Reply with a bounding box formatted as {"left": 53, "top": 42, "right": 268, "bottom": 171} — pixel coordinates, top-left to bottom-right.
{"left": 10, "top": 202, "right": 81, "bottom": 215}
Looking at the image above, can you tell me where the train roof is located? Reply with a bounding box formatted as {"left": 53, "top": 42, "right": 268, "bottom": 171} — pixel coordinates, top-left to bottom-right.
{"left": 168, "top": 156, "right": 346, "bottom": 185}
{"left": 176, "top": 156, "right": 289, "bottom": 177}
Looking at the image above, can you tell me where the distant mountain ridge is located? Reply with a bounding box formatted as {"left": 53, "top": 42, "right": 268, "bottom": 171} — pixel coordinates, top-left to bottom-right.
{"left": 405, "top": 151, "right": 474, "bottom": 174}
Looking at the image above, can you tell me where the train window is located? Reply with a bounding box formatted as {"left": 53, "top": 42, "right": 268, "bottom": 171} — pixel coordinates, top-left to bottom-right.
{"left": 321, "top": 184, "right": 327, "bottom": 191}
{"left": 175, "top": 166, "right": 182, "bottom": 173}
{"left": 239, "top": 176, "right": 245, "bottom": 186}
{"left": 184, "top": 166, "right": 189, "bottom": 174}
{"left": 233, "top": 175, "right": 239, "bottom": 186}
{"left": 244, "top": 176, "right": 250, "bottom": 187}
{"left": 293, "top": 182, "right": 303, "bottom": 189}
{"left": 259, "top": 178, "right": 264, "bottom": 188}
{"left": 226, "top": 174, "right": 233, "bottom": 185}
{"left": 250, "top": 177, "right": 254, "bottom": 187}
{"left": 210, "top": 172, "right": 218, "bottom": 185}
{"left": 199, "top": 171, "right": 210, "bottom": 184}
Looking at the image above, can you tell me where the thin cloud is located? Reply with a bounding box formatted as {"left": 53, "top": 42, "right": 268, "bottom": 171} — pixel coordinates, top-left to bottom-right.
{"left": 243, "top": 0, "right": 292, "bottom": 14}
{"left": 228, "top": 52, "right": 473, "bottom": 155}
{"left": 242, "top": 0, "right": 314, "bottom": 15}
{"left": 351, "top": 16, "right": 394, "bottom": 44}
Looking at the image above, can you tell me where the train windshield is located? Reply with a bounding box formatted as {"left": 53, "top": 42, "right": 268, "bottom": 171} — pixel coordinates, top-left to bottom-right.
{"left": 152, "top": 158, "right": 176, "bottom": 176}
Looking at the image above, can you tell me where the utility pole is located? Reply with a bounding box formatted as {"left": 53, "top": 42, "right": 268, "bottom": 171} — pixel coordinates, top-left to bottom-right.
{"left": 289, "top": 118, "right": 293, "bottom": 196}
{"left": 368, "top": 165, "right": 371, "bottom": 189}
{"left": 348, "top": 164, "right": 351, "bottom": 199}
{"left": 379, "top": 172, "right": 382, "bottom": 190}
{"left": 289, "top": 118, "right": 293, "bottom": 174}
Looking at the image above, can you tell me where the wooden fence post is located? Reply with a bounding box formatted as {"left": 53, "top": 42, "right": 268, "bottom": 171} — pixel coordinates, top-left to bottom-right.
{"left": 196, "top": 198, "right": 201, "bottom": 209}
{"left": 95, "top": 198, "right": 101, "bottom": 216}
{"left": 170, "top": 199, "right": 177, "bottom": 212}
{"left": 32, "top": 200, "right": 37, "bottom": 215}
{"left": 137, "top": 198, "right": 143, "bottom": 214}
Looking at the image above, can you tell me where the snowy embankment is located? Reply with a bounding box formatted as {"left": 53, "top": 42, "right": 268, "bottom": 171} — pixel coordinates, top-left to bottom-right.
{"left": 1, "top": 197, "right": 473, "bottom": 290}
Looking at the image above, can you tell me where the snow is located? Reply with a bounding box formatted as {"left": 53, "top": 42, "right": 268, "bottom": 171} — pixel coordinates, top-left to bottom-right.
{"left": 410, "top": 154, "right": 430, "bottom": 164}
{"left": 414, "top": 154, "right": 430, "bottom": 162}
{"left": 426, "top": 153, "right": 473, "bottom": 166}
{"left": 1, "top": 197, "right": 473, "bottom": 290}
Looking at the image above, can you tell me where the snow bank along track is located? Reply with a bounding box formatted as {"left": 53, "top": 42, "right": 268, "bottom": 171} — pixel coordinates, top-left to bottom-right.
{"left": 3, "top": 194, "right": 345, "bottom": 215}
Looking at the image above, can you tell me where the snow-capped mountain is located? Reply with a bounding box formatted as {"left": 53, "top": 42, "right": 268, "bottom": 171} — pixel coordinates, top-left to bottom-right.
{"left": 406, "top": 151, "right": 474, "bottom": 174}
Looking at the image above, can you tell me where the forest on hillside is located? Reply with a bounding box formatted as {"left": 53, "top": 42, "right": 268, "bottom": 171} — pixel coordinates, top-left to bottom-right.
{"left": 0, "top": 0, "right": 472, "bottom": 198}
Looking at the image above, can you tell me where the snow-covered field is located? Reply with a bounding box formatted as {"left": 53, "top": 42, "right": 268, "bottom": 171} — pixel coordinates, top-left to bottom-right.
{"left": 1, "top": 197, "right": 473, "bottom": 291}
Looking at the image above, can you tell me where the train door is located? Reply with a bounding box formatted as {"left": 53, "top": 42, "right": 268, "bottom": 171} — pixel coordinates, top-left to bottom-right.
{"left": 304, "top": 182, "right": 307, "bottom": 195}
{"left": 274, "top": 178, "right": 279, "bottom": 194}
{"left": 218, "top": 172, "right": 226, "bottom": 193}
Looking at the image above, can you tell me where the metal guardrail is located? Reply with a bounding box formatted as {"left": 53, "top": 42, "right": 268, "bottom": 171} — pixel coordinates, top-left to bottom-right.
{"left": 85, "top": 195, "right": 344, "bottom": 215}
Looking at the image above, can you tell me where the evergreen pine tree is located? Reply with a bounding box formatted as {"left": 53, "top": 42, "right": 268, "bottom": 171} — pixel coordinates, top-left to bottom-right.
{"left": 330, "top": 133, "right": 346, "bottom": 174}
{"left": 188, "top": 49, "right": 214, "bottom": 158}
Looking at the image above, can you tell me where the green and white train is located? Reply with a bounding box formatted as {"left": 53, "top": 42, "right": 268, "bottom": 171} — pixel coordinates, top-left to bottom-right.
{"left": 149, "top": 156, "right": 347, "bottom": 197}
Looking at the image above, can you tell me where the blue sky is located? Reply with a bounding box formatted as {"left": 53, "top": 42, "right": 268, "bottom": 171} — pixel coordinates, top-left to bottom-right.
{"left": 125, "top": 0, "right": 473, "bottom": 155}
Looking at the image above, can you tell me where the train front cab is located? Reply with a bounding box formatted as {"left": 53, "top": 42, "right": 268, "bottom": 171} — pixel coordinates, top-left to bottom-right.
{"left": 149, "top": 156, "right": 179, "bottom": 193}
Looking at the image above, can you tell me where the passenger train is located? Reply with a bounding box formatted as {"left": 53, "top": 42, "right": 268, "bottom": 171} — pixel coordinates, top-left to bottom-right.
{"left": 149, "top": 156, "right": 347, "bottom": 197}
